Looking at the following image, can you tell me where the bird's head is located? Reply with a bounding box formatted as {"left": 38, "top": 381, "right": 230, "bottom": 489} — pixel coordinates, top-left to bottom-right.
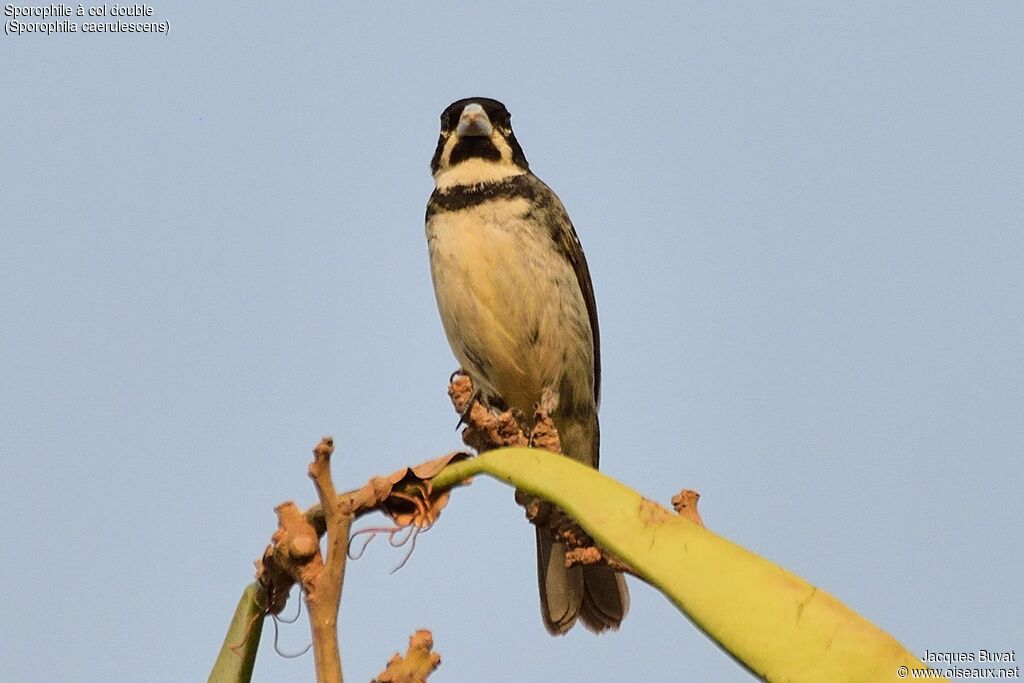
{"left": 431, "top": 98, "right": 530, "bottom": 188}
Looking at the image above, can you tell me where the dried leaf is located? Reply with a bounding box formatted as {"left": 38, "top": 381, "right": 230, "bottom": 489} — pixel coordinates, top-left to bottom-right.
{"left": 378, "top": 452, "right": 472, "bottom": 528}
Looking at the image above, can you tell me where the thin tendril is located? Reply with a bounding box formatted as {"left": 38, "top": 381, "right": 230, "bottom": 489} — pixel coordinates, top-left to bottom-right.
{"left": 348, "top": 520, "right": 434, "bottom": 573}
{"left": 348, "top": 526, "right": 387, "bottom": 559}
{"left": 272, "top": 601, "right": 313, "bottom": 659}
{"left": 274, "top": 586, "right": 303, "bottom": 624}
{"left": 390, "top": 523, "right": 434, "bottom": 574}
{"left": 387, "top": 523, "right": 417, "bottom": 547}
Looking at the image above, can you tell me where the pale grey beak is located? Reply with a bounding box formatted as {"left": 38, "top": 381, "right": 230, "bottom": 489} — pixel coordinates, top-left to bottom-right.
{"left": 456, "top": 103, "right": 493, "bottom": 137}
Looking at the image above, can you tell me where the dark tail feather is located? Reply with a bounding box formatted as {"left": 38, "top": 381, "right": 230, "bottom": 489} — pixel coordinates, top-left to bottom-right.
{"left": 536, "top": 528, "right": 583, "bottom": 635}
{"left": 579, "top": 565, "right": 629, "bottom": 632}
{"left": 536, "top": 410, "right": 629, "bottom": 634}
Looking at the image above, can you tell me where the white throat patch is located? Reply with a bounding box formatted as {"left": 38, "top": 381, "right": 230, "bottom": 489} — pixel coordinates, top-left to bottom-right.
{"left": 434, "top": 158, "right": 526, "bottom": 190}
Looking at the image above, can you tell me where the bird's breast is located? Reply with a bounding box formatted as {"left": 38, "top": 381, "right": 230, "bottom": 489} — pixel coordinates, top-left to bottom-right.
{"left": 426, "top": 198, "right": 594, "bottom": 414}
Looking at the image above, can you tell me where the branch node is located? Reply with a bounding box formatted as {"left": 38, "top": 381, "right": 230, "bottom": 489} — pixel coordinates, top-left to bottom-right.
{"left": 373, "top": 629, "right": 441, "bottom": 683}
{"left": 671, "top": 488, "right": 704, "bottom": 527}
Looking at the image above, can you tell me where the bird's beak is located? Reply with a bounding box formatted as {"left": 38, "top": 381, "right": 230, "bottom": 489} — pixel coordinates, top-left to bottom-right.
{"left": 456, "top": 103, "right": 493, "bottom": 137}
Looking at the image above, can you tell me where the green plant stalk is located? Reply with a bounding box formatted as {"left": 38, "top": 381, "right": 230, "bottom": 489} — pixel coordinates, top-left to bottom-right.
{"left": 435, "top": 448, "right": 946, "bottom": 683}
{"left": 208, "top": 582, "right": 266, "bottom": 683}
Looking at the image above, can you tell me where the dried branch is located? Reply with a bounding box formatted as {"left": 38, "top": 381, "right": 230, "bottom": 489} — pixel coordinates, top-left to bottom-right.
{"left": 671, "top": 489, "right": 704, "bottom": 527}
{"left": 305, "top": 437, "right": 348, "bottom": 683}
{"left": 256, "top": 451, "right": 473, "bottom": 622}
{"left": 256, "top": 438, "right": 347, "bottom": 683}
{"left": 252, "top": 439, "right": 471, "bottom": 681}
{"left": 372, "top": 629, "right": 441, "bottom": 683}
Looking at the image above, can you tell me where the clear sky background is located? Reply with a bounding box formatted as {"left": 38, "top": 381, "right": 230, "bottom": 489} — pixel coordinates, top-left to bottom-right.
{"left": 2, "top": 3, "right": 1022, "bottom": 681}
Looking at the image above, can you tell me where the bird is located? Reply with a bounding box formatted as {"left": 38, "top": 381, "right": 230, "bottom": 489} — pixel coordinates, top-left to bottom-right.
{"left": 424, "top": 97, "right": 629, "bottom": 634}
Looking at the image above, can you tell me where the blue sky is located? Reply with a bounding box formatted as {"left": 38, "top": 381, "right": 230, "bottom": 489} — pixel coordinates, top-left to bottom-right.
{"left": 2, "top": 3, "right": 1021, "bottom": 681}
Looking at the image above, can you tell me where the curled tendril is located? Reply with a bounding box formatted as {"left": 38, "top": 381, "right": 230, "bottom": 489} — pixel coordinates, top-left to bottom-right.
{"left": 390, "top": 523, "right": 432, "bottom": 574}
{"left": 345, "top": 480, "right": 441, "bottom": 571}
{"left": 236, "top": 585, "right": 309, "bottom": 659}
{"left": 347, "top": 521, "right": 434, "bottom": 573}
{"left": 347, "top": 525, "right": 393, "bottom": 560}
{"left": 272, "top": 601, "right": 313, "bottom": 659}
{"left": 274, "top": 586, "right": 303, "bottom": 624}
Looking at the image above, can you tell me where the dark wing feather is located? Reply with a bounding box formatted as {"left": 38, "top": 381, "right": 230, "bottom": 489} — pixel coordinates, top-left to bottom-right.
{"left": 560, "top": 219, "right": 600, "bottom": 405}
{"left": 528, "top": 175, "right": 601, "bottom": 405}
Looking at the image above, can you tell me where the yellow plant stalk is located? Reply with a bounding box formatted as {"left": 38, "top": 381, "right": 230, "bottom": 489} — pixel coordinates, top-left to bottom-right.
{"left": 436, "top": 448, "right": 945, "bottom": 683}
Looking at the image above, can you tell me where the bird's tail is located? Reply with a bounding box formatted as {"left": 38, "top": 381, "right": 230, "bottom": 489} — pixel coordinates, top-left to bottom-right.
{"left": 536, "top": 412, "right": 629, "bottom": 634}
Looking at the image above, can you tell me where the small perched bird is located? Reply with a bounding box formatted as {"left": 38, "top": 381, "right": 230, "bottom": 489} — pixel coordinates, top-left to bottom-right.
{"left": 425, "top": 97, "right": 629, "bottom": 634}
